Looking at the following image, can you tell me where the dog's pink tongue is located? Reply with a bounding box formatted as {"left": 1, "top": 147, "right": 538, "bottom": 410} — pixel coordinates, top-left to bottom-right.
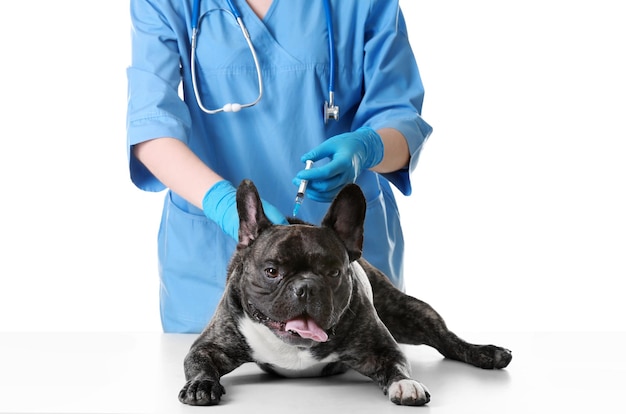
{"left": 285, "top": 317, "right": 329, "bottom": 342}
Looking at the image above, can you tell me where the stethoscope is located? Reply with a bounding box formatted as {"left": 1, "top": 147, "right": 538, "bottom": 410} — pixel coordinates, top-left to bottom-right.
{"left": 190, "top": 0, "right": 339, "bottom": 123}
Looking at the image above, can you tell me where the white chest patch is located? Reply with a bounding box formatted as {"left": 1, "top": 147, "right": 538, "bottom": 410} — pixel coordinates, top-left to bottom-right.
{"left": 351, "top": 261, "right": 374, "bottom": 304}
{"left": 238, "top": 316, "right": 340, "bottom": 378}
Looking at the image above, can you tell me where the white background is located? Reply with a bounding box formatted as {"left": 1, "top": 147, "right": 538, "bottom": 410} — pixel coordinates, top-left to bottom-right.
{"left": 0, "top": 0, "right": 623, "bottom": 333}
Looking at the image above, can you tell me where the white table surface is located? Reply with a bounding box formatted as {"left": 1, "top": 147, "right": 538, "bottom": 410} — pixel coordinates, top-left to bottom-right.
{"left": 1, "top": 331, "right": 624, "bottom": 413}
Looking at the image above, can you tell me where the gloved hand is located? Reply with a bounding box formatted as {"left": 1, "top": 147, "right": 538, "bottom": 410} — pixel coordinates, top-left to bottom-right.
{"left": 202, "top": 180, "right": 288, "bottom": 240}
{"left": 293, "top": 127, "right": 384, "bottom": 202}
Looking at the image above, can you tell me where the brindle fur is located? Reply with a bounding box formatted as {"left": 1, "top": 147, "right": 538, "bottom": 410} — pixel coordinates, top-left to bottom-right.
{"left": 179, "top": 180, "right": 512, "bottom": 406}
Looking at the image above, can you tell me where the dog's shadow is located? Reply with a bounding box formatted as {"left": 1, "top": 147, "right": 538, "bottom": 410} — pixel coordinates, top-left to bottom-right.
{"left": 219, "top": 352, "right": 511, "bottom": 407}
{"left": 223, "top": 366, "right": 371, "bottom": 388}
{"left": 220, "top": 366, "right": 386, "bottom": 408}
{"left": 409, "top": 356, "right": 511, "bottom": 396}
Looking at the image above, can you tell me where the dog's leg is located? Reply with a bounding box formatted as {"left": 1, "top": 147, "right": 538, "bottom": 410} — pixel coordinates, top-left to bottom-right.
{"left": 362, "top": 260, "right": 512, "bottom": 369}
{"left": 179, "top": 344, "right": 230, "bottom": 405}
{"left": 339, "top": 310, "right": 431, "bottom": 406}
{"left": 179, "top": 312, "right": 252, "bottom": 405}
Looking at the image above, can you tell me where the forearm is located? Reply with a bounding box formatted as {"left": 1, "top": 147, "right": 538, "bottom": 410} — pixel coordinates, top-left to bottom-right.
{"left": 373, "top": 128, "right": 410, "bottom": 174}
{"left": 132, "top": 137, "right": 223, "bottom": 209}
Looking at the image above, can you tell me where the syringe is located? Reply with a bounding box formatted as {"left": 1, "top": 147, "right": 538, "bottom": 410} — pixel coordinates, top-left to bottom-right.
{"left": 292, "top": 160, "right": 314, "bottom": 217}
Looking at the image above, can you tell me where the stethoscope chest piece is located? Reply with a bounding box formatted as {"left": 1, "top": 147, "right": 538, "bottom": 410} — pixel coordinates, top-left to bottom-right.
{"left": 323, "top": 99, "right": 340, "bottom": 124}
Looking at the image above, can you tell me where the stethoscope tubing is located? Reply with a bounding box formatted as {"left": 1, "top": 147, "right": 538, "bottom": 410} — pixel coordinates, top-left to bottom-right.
{"left": 191, "top": 0, "right": 263, "bottom": 113}
{"left": 191, "top": 0, "right": 240, "bottom": 30}
{"left": 323, "top": 0, "right": 335, "bottom": 95}
{"left": 190, "top": 0, "right": 336, "bottom": 120}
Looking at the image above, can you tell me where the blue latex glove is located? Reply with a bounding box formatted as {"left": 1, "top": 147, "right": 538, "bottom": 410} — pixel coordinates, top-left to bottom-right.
{"left": 202, "top": 180, "right": 288, "bottom": 240}
{"left": 294, "top": 127, "right": 384, "bottom": 202}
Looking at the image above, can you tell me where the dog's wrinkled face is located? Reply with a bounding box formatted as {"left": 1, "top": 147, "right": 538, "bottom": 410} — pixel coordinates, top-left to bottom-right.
{"left": 240, "top": 224, "right": 353, "bottom": 347}
{"left": 234, "top": 180, "right": 366, "bottom": 348}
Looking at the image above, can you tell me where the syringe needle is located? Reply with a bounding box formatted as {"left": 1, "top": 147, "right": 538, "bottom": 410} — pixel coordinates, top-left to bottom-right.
{"left": 292, "top": 195, "right": 303, "bottom": 217}
{"left": 292, "top": 160, "right": 313, "bottom": 217}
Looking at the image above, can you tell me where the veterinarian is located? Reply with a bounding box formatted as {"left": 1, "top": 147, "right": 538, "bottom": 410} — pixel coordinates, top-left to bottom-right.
{"left": 126, "top": 0, "right": 432, "bottom": 333}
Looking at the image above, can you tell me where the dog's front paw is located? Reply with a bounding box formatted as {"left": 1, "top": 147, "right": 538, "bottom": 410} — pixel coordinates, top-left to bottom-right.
{"left": 388, "top": 379, "right": 430, "bottom": 406}
{"left": 178, "top": 377, "right": 225, "bottom": 406}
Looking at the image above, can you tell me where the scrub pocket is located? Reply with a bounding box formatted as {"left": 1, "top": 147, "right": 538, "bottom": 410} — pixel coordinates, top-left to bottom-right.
{"left": 157, "top": 191, "right": 237, "bottom": 333}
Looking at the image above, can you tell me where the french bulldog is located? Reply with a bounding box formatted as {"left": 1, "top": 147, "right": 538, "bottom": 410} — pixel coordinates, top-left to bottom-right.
{"left": 179, "top": 179, "right": 512, "bottom": 406}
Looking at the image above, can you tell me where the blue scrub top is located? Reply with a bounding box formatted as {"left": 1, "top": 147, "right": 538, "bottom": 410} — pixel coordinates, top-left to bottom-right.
{"left": 127, "top": 0, "right": 432, "bottom": 332}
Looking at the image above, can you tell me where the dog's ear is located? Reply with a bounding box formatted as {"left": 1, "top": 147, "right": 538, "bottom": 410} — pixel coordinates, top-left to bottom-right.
{"left": 236, "top": 179, "right": 272, "bottom": 248}
{"left": 321, "top": 184, "right": 366, "bottom": 262}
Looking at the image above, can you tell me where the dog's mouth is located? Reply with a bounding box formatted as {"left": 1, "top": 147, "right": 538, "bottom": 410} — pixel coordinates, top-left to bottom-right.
{"left": 249, "top": 306, "right": 329, "bottom": 343}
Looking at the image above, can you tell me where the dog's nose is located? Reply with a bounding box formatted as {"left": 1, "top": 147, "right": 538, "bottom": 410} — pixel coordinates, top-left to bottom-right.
{"left": 293, "top": 280, "right": 314, "bottom": 299}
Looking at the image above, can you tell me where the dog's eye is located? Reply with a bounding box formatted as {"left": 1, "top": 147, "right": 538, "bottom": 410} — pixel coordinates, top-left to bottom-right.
{"left": 265, "top": 267, "right": 279, "bottom": 278}
{"left": 328, "top": 269, "right": 340, "bottom": 278}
